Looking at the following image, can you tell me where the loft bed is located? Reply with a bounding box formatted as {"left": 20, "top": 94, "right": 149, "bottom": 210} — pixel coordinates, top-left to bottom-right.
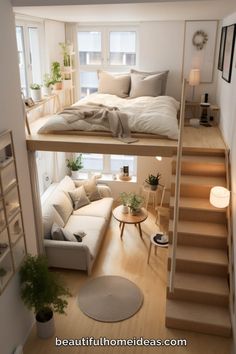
{"left": 25, "top": 71, "right": 226, "bottom": 156}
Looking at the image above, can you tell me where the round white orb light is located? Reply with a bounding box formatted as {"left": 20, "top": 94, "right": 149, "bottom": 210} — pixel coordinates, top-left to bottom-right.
{"left": 210, "top": 186, "right": 230, "bottom": 208}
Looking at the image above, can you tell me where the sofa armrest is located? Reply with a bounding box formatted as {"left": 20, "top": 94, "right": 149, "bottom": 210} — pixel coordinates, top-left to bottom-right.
{"left": 97, "top": 185, "right": 112, "bottom": 198}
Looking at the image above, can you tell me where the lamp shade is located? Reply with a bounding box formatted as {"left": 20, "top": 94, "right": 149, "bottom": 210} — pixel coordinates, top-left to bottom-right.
{"left": 188, "top": 69, "right": 200, "bottom": 86}
{"left": 210, "top": 186, "right": 230, "bottom": 208}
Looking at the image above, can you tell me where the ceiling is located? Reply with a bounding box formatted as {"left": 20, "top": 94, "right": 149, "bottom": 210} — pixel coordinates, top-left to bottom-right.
{"left": 13, "top": 0, "right": 236, "bottom": 22}
{"left": 11, "top": 0, "right": 213, "bottom": 5}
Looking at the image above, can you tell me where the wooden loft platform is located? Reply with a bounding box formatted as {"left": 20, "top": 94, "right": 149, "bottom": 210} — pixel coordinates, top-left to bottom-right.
{"left": 26, "top": 126, "right": 226, "bottom": 156}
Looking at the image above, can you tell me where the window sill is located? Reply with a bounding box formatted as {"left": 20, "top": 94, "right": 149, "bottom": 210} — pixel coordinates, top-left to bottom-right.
{"left": 75, "top": 172, "right": 137, "bottom": 183}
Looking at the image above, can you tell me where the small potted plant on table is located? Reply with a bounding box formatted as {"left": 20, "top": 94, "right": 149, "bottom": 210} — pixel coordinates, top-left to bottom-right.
{"left": 128, "top": 193, "right": 144, "bottom": 215}
{"left": 20, "top": 255, "right": 70, "bottom": 339}
{"left": 145, "top": 173, "right": 161, "bottom": 191}
{"left": 51, "top": 61, "right": 62, "bottom": 90}
{"left": 119, "top": 192, "right": 129, "bottom": 214}
{"left": 66, "top": 154, "right": 83, "bottom": 179}
{"left": 42, "top": 74, "right": 53, "bottom": 96}
{"left": 30, "top": 83, "right": 42, "bottom": 102}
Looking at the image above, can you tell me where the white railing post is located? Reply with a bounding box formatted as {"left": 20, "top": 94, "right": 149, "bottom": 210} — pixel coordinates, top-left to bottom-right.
{"left": 169, "top": 78, "right": 187, "bottom": 293}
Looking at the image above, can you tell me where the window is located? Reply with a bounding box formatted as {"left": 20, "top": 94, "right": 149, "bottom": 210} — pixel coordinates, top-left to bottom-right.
{"left": 15, "top": 20, "right": 43, "bottom": 97}
{"left": 77, "top": 26, "right": 138, "bottom": 97}
{"left": 79, "top": 154, "right": 137, "bottom": 176}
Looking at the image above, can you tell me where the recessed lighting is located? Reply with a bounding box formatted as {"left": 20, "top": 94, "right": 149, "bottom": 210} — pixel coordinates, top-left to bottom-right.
{"left": 155, "top": 156, "right": 162, "bottom": 161}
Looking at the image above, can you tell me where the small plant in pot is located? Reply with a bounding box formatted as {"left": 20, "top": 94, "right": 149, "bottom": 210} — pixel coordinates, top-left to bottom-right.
{"left": 66, "top": 154, "right": 83, "bottom": 179}
{"left": 145, "top": 173, "right": 161, "bottom": 191}
{"left": 20, "top": 255, "right": 71, "bottom": 339}
{"left": 30, "top": 83, "right": 42, "bottom": 102}
{"left": 51, "top": 61, "right": 62, "bottom": 90}
{"left": 128, "top": 193, "right": 144, "bottom": 215}
{"left": 59, "top": 41, "right": 73, "bottom": 70}
{"left": 42, "top": 73, "right": 53, "bottom": 96}
{"left": 119, "top": 192, "right": 129, "bottom": 214}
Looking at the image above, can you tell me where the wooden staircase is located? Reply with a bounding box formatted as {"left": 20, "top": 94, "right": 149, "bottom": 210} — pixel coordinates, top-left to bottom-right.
{"left": 165, "top": 151, "right": 231, "bottom": 337}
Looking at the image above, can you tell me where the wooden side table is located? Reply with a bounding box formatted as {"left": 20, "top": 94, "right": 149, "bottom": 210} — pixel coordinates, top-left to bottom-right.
{"left": 147, "top": 233, "right": 168, "bottom": 264}
{"left": 141, "top": 185, "right": 158, "bottom": 209}
{"left": 112, "top": 205, "right": 148, "bottom": 240}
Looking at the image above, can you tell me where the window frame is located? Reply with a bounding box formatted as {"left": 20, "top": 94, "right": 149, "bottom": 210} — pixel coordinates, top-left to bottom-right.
{"left": 15, "top": 18, "right": 45, "bottom": 97}
{"left": 77, "top": 24, "right": 139, "bottom": 98}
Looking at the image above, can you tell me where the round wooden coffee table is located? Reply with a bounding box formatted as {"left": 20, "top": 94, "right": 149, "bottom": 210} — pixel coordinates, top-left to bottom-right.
{"left": 112, "top": 205, "right": 148, "bottom": 240}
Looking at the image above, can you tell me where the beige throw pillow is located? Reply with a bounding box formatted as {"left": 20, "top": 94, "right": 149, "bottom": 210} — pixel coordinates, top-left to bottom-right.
{"left": 69, "top": 185, "right": 90, "bottom": 210}
{"left": 98, "top": 71, "right": 131, "bottom": 98}
{"left": 130, "top": 69, "right": 169, "bottom": 98}
{"left": 76, "top": 176, "right": 101, "bottom": 202}
{"left": 53, "top": 191, "right": 73, "bottom": 225}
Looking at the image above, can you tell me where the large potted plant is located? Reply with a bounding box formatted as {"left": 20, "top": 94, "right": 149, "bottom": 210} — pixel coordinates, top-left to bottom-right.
{"left": 66, "top": 154, "right": 83, "bottom": 179}
{"left": 145, "top": 173, "right": 161, "bottom": 191}
{"left": 30, "top": 83, "right": 42, "bottom": 102}
{"left": 51, "top": 62, "right": 62, "bottom": 90}
{"left": 20, "top": 255, "right": 70, "bottom": 339}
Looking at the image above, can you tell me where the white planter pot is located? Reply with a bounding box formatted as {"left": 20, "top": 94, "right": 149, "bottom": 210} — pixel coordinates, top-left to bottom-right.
{"left": 42, "top": 86, "right": 52, "bottom": 96}
{"left": 36, "top": 312, "right": 55, "bottom": 339}
{"left": 71, "top": 170, "right": 80, "bottom": 179}
{"left": 30, "top": 88, "right": 42, "bottom": 102}
{"left": 121, "top": 205, "right": 129, "bottom": 214}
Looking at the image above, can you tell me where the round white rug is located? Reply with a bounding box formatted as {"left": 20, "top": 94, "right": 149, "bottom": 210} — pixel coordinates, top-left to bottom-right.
{"left": 77, "top": 275, "right": 143, "bottom": 322}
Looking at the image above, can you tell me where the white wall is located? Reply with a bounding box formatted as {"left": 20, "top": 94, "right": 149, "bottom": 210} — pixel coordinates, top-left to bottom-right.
{"left": 44, "top": 19, "right": 65, "bottom": 71}
{"left": 216, "top": 11, "right": 236, "bottom": 353}
{"left": 0, "top": 1, "right": 38, "bottom": 353}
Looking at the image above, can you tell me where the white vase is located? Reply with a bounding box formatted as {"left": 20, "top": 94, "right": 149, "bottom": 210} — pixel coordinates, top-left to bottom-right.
{"left": 30, "top": 88, "right": 42, "bottom": 102}
{"left": 36, "top": 313, "right": 55, "bottom": 339}
{"left": 42, "top": 86, "right": 52, "bottom": 96}
{"left": 121, "top": 205, "right": 129, "bottom": 214}
{"left": 71, "top": 171, "right": 79, "bottom": 179}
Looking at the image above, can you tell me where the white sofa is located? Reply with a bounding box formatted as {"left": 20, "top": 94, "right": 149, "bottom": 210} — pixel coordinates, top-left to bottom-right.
{"left": 41, "top": 176, "right": 113, "bottom": 275}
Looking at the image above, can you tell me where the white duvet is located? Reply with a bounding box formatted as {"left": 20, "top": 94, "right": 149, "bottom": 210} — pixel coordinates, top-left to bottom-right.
{"left": 38, "top": 93, "right": 180, "bottom": 140}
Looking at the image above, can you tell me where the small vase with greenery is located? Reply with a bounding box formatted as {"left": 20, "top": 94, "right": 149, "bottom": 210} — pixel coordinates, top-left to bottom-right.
{"left": 51, "top": 61, "right": 62, "bottom": 90}
{"left": 30, "top": 83, "right": 42, "bottom": 102}
{"left": 145, "top": 173, "right": 161, "bottom": 191}
{"left": 128, "top": 193, "right": 144, "bottom": 215}
{"left": 42, "top": 74, "right": 53, "bottom": 96}
{"left": 119, "top": 192, "right": 129, "bottom": 214}
{"left": 20, "top": 255, "right": 71, "bottom": 339}
{"left": 66, "top": 154, "right": 83, "bottom": 179}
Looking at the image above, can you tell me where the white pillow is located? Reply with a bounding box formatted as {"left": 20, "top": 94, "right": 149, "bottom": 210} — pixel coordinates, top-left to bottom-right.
{"left": 98, "top": 71, "right": 131, "bottom": 98}
{"left": 53, "top": 190, "right": 73, "bottom": 225}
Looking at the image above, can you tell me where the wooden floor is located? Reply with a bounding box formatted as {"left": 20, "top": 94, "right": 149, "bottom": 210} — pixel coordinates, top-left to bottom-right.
{"left": 26, "top": 121, "right": 226, "bottom": 156}
{"left": 24, "top": 208, "right": 232, "bottom": 354}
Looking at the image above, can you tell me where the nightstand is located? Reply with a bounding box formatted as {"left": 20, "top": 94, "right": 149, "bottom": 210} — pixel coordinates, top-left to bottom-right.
{"left": 185, "top": 102, "right": 220, "bottom": 126}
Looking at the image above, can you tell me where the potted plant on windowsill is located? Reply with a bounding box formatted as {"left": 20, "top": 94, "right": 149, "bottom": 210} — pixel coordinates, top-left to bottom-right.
{"left": 51, "top": 61, "right": 62, "bottom": 90}
{"left": 66, "top": 154, "right": 83, "bottom": 179}
{"left": 128, "top": 193, "right": 144, "bottom": 215}
{"left": 145, "top": 173, "right": 161, "bottom": 191}
{"left": 30, "top": 83, "right": 42, "bottom": 102}
{"left": 19, "top": 255, "right": 71, "bottom": 339}
{"left": 42, "top": 74, "right": 53, "bottom": 96}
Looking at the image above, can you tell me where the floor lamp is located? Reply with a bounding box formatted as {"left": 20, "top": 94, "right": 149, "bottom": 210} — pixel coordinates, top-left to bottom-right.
{"left": 188, "top": 69, "right": 200, "bottom": 102}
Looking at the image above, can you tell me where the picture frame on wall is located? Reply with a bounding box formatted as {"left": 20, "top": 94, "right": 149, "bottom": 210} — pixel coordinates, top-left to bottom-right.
{"left": 218, "top": 26, "right": 227, "bottom": 71}
{"left": 222, "top": 24, "right": 236, "bottom": 83}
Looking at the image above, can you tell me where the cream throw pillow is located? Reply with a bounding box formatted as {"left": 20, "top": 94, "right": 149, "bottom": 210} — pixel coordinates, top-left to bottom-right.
{"left": 69, "top": 185, "right": 90, "bottom": 210}
{"left": 53, "top": 191, "right": 73, "bottom": 225}
{"left": 130, "top": 69, "right": 169, "bottom": 98}
{"left": 76, "top": 176, "right": 101, "bottom": 202}
{"left": 98, "top": 71, "right": 131, "bottom": 98}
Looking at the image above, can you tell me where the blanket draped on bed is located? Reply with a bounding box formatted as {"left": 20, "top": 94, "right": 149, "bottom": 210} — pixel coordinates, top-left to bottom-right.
{"left": 58, "top": 103, "right": 138, "bottom": 143}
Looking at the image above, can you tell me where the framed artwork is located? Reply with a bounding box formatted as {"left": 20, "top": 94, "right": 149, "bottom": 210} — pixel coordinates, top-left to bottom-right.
{"left": 222, "top": 24, "right": 236, "bottom": 83}
{"left": 183, "top": 20, "right": 217, "bottom": 83}
{"left": 218, "top": 26, "right": 227, "bottom": 71}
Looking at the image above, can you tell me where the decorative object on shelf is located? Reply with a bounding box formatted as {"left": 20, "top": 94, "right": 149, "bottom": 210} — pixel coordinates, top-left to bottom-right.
{"left": 19, "top": 255, "right": 71, "bottom": 339}
{"left": 42, "top": 73, "right": 53, "bottom": 96}
{"left": 188, "top": 69, "right": 200, "bottom": 102}
{"left": 30, "top": 83, "right": 42, "bottom": 102}
{"left": 210, "top": 186, "right": 230, "bottom": 208}
{"left": 128, "top": 193, "right": 144, "bottom": 215}
{"left": 59, "top": 41, "right": 73, "bottom": 69}
{"left": 51, "top": 62, "right": 62, "bottom": 90}
{"left": 145, "top": 173, "right": 161, "bottom": 191}
{"left": 200, "top": 102, "right": 211, "bottom": 126}
{"left": 192, "top": 30, "right": 208, "bottom": 50}
{"left": 222, "top": 24, "right": 236, "bottom": 83}
{"left": 13, "top": 219, "right": 21, "bottom": 235}
{"left": 218, "top": 26, "right": 227, "bottom": 71}
{"left": 24, "top": 97, "right": 34, "bottom": 107}
{"left": 119, "top": 192, "right": 129, "bottom": 214}
{"left": 66, "top": 154, "right": 83, "bottom": 179}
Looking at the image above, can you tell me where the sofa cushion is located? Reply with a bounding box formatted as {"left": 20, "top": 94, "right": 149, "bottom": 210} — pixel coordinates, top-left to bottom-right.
{"left": 73, "top": 197, "right": 113, "bottom": 220}
{"left": 76, "top": 176, "right": 101, "bottom": 202}
{"left": 51, "top": 223, "right": 65, "bottom": 241}
{"left": 62, "top": 228, "right": 77, "bottom": 242}
{"left": 57, "top": 175, "right": 75, "bottom": 193}
{"left": 43, "top": 203, "right": 65, "bottom": 239}
{"left": 69, "top": 185, "right": 90, "bottom": 210}
{"left": 53, "top": 191, "right": 73, "bottom": 225}
{"left": 65, "top": 215, "right": 106, "bottom": 259}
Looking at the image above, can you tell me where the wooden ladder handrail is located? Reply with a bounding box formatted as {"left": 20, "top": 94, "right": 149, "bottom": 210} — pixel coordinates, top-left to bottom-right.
{"left": 169, "top": 78, "right": 187, "bottom": 293}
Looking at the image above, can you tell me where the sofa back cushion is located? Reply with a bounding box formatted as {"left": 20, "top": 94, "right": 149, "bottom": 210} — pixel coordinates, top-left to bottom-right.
{"left": 53, "top": 191, "right": 73, "bottom": 225}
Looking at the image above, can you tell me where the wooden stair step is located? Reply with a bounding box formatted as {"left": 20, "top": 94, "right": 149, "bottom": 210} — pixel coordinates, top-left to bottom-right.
{"left": 171, "top": 174, "right": 226, "bottom": 187}
{"left": 170, "top": 196, "right": 225, "bottom": 212}
{"left": 172, "top": 155, "right": 226, "bottom": 176}
{"left": 168, "top": 244, "right": 228, "bottom": 276}
{"left": 169, "top": 219, "right": 227, "bottom": 248}
{"left": 166, "top": 299, "right": 231, "bottom": 337}
{"left": 167, "top": 271, "right": 229, "bottom": 306}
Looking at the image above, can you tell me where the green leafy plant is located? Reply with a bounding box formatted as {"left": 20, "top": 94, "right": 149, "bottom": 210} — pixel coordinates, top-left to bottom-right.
{"left": 59, "top": 42, "right": 72, "bottom": 67}
{"left": 119, "top": 192, "right": 129, "bottom": 206}
{"left": 145, "top": 173, "right": 161, "bottom": 186}
{"left": 30, "top": 83, "right": 41, "bottom": 90}
{"left": 128, "top": 193, "right": 144, "bottom": 212}
{"left": 20, "top": 255, "right": 71, "bottom": 323}
{"left": 51, "top": 61, "right": 62, "bottom": 84}
{"left": 43, "top": 73, "right": 54, "bottom": 88}
{"left": 66, "top": 154, "right": 83, "bottom": 171}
